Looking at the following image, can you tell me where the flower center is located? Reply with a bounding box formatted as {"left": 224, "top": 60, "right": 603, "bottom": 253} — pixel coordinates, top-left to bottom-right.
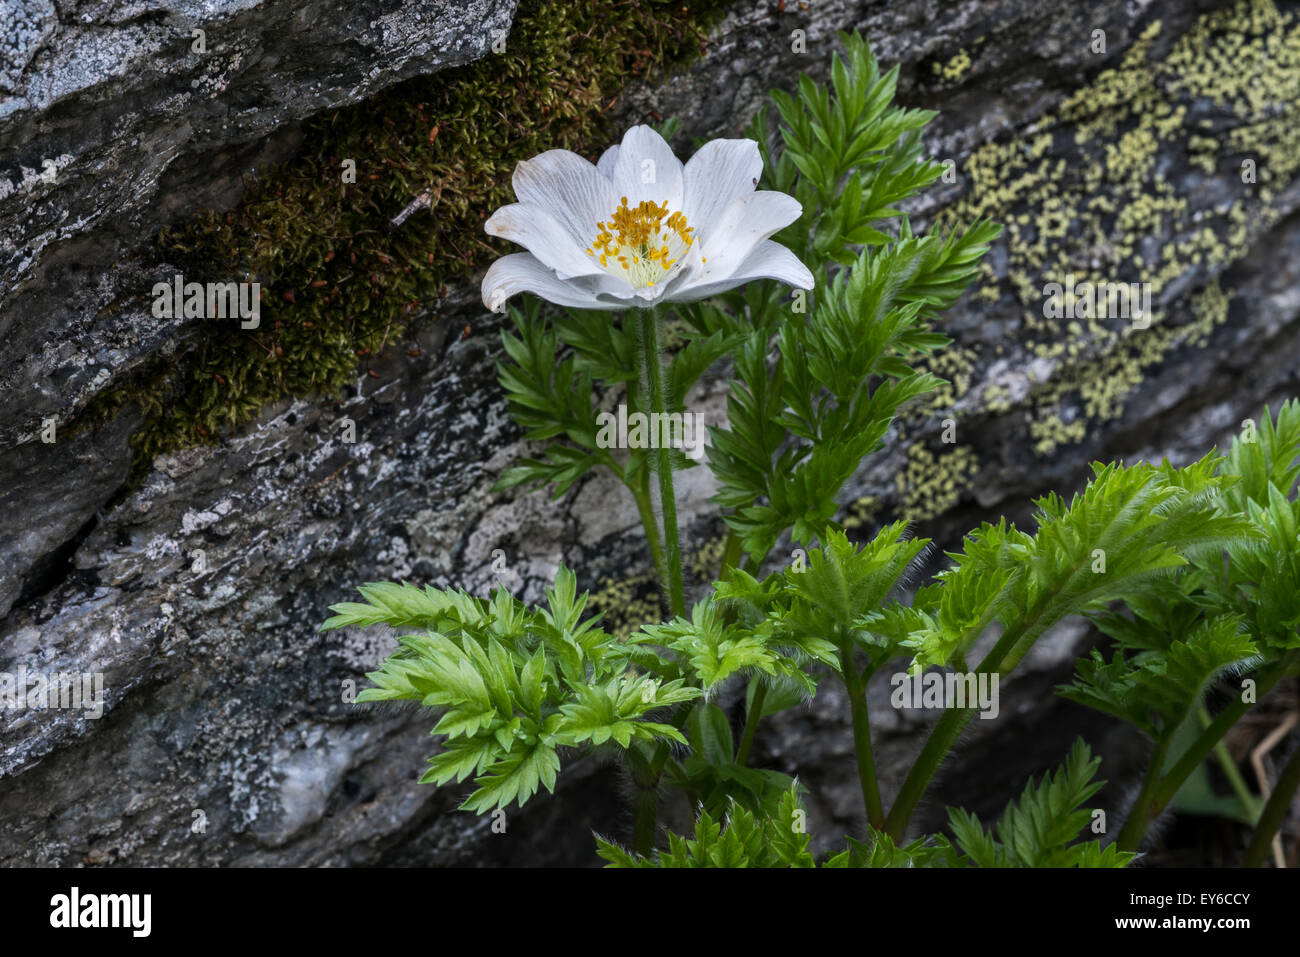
{"left": 586, "top": 197, "right": 694, "bottom": 289}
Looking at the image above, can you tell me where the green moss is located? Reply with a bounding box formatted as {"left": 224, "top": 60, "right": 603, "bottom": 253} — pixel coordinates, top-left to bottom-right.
{"left": 83, "top": 0, "right": 733, "bottom": 468}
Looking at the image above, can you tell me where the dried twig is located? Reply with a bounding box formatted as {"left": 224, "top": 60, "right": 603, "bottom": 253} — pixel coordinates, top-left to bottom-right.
{"left": 387, "top": 185, "right": 442, "bottom": 232}
{"left": 1250, "top": 710, "right": 1300, "bottom": 868}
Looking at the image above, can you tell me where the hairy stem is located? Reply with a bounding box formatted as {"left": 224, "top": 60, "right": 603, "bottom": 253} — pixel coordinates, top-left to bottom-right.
{"left": 624, "top": 746, "right": 660, "bottom": 856}
{"left": 884, "top": 532, "right": 1119, "bottom": 841}
{"left": 1242, "top": 739, "right": 1300, "bottom": 867}
{"left": 736, "top": 680, "right": 768, "bottom": 767}
{"left": 1158, "top": 656, "right": 1294, "bottom": 805}
{"left": 632, "top": 784, "right": 658, "bottom": 857}
{"left": 840, "top": 641, "right": 885, "bottom": 830}
{"left": 884, "top": 621, "right": 1024, "bottom": 839}
{"left": 1116, "top": 653, "right": 1298, "bottom": 850}
{"left": 637, "top": 306, "right": 686, "bottom": 618}
{"left": 630, "top": 473, "right": 672, "bottom": 607}
{"left": 649, "top": 701, "right": 697, "bottom": 779}
{"left": 1115, "top": 735, "right": 1172, "bottom": 853}
{"left": 719, "top": 530, "right": 744, "bottom": 582}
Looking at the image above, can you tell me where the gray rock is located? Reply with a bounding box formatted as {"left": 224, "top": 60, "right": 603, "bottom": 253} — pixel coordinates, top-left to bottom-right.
{"left": 0, "top": 0, "right": 517, "bottom": 446}
{"left": 2, "top": 0, "right": 1298, "bottom": 866}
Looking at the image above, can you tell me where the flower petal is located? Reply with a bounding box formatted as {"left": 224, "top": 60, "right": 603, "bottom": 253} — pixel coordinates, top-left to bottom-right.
{"left": 697, "top": 191, "right": 803, "bottom": 280}
{"left": 610, "top": 125, "right": 684, "bottom": 210}
{"left": 485, "top": 202, "right": 605, "bottom": 280}
{"left": 681, "top": 138, "right": 764, "bottom": 241}
{"left": 668, "top": 241, "right": 813, "bottom": 302}
{"left": 596, "top": 144, "right": 619, "bottom": 178}
{"left": 512, "top": 149, "right": 619, "bottom": 253}
{"left": 482, "top": 253, "right": 634, "bottom": 313}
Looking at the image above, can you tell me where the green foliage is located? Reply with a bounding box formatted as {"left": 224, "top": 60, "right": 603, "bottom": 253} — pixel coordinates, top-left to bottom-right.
{"left": 326, "top": 26, "right": 1300, "bottom": 867}
{"left": 715, "top": 525, "right": 930, "bottom": 678}
{"left": 322, "top": 569, "right": 698, "bottom": 812}
{"left": 598, "top": 787, "right": 968, "bottom": 868}
{"left": 637, "top": 600, "right": 784, "bottom": 692}
{"left": 946, "top": 741, "right": 1137, "bottom": 868}
{"left": 893, "top": 456, "right": 1256, "bottom": 674}
{"left": 822, "top": 830, "right": 966, "bottom": 868}
{"left": 1061, "top": 403, "right": 1300, "bottom": 742}
{"left": 759, "top": 32, "right": 945, "bottom": 266}
{"left": 599, "top": 751, "right": 1133, "bottom": 868}
{"left": 700, "top": 31, "right": 1001, "bottom": 563}
{"left": 676, "top": 704, "right": 799, "bottom": 819}
{"left": 1050, "top": 401, "right": 1300, "bottom": 866}
{"left": 1062, "top": 613, "right": 1255, "bottom": 737}
{"left": 493, "top": 298, "right": 621, "bottom": 496}
{"left": 596, "top": 787, "right": 817, "bottom": 868}
{"left": 494, "top": 31, "right": 1000, "bottom": 576}
{"left": 1201, "top": 400, "right": 1300, "bottom": 654}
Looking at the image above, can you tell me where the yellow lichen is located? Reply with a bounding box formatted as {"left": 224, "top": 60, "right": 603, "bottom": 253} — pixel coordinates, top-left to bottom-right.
{"left": 919, "top": 0, "right": 1296, "bottom": 461}
{"left": 895, "top": 444, "right": 978, "bottom": 522}
{"left": 932, "top": 48, "right": 973, "bottom": 82}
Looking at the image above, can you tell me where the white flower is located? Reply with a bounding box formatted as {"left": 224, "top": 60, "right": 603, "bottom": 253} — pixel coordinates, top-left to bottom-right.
{"left": 481, "top": 125, "right": 813, "bottom": 312}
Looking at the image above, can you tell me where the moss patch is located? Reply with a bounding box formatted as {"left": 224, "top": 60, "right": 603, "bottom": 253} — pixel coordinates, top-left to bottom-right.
{"left": 85, "top": 0, "right": 733, "bottom": 469}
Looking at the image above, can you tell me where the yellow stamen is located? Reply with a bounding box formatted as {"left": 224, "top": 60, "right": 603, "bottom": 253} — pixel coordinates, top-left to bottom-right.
{"left": 585, "top": 196, "right": 695, "bottom": 289}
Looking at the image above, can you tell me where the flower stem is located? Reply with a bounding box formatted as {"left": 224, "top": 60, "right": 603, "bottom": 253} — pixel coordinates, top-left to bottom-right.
{"left": 631, "top": 783, "right": 658, "bottom": 856}
{"left": 1156, "top": 653, "right": 1296, "bottom": 806}
{"left": 1115, "top": 734, "right": 1172, "bottom": 853}
{"left": 884, "top": 621, "right": 1024, "bottom": 839}
{"left": 630, "top": 473, "right": 671, "bottom": 608}
{"left": 1242, "top": 740, "right": 1300, "bottom": 867}
{"left": 625, "top": 745, "right": 662, "bottom": 856}
{"left": 840, "top": 642, "right": 884, "bottom": 830}
{"left": 636, "top": 306, "right": 686, "bottom": 618}
{"left": 736, "top": 680, "right": 767, "bottom": 767}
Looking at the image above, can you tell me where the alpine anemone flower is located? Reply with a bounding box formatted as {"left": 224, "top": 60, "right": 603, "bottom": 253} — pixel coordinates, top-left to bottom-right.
{"left": 481, "top": 125, "right": 813, "bottom": 312}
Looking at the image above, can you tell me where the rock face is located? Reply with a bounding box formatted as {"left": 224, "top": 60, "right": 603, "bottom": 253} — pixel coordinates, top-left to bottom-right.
{"left": 0, "top": 0, "right": 517, "bottom": 613}
{"left": 2, "top": 0, "right": 1298, "bottom": 866}
{"left": 0, "top": 0, "right": 517, "bottom": 454}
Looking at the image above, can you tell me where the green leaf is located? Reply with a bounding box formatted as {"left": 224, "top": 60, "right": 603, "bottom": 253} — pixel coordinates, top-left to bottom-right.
{"left": 460, "top": 741, "right": 561, "bottom": 813}
{"left": 641, "top": 599, "right": 776, "bottom": 690}
{"left": 597, "top": 786, "right": 814, "bottom": 868}
{"left": 686, "top": 703, "right": 735, "bottom": 766}
{"left": 946, "top": 740, "right": 1136, "bottom": 868}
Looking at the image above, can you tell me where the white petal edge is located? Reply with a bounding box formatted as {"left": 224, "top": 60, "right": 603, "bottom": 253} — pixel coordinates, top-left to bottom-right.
{"left": 609, "top": 125, "right": 684, "bottom": 211}
{"left": 512, "top": 150, "right": 619, "bottom": 255}
{"left": 668, "top": 241, "right": 813, "bottom": 303}
{"left": 597, "top": 144, "right": 619, "bottom": 178}
{"left": 485, "top": 202, "right": 606, "bottom": 280}
{"left": 695, "top": 191, "right": 804, "bottom": 282}
{"left": 681, "top": 138, "right": 764, "bottom": 242}
{"left": 482, "top": 253, "right": 635, "bottom": 313}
